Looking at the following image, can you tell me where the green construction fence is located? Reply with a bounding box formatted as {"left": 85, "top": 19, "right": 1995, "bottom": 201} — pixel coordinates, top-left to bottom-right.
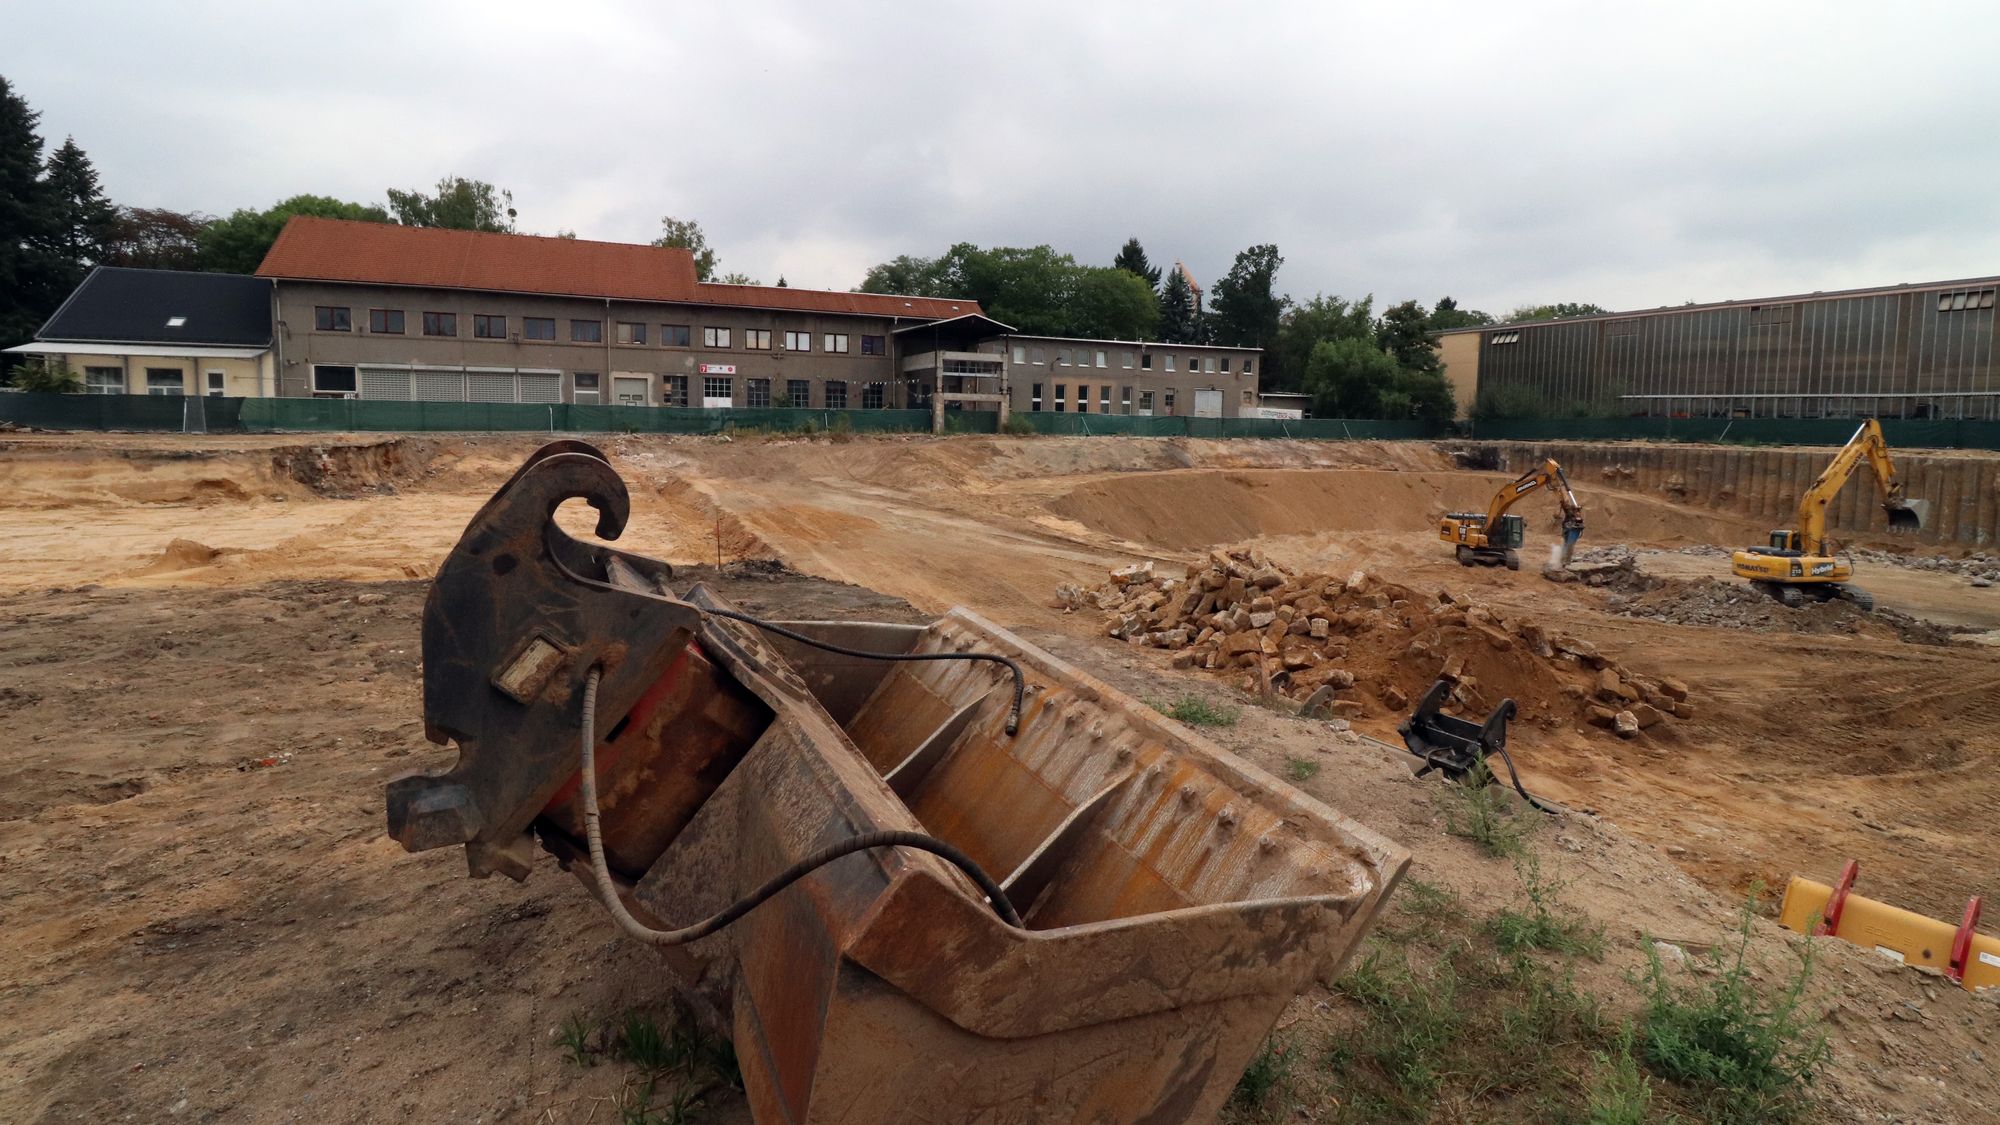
{"left": 6, "top": 391, "right": 2000, "bottom": 449}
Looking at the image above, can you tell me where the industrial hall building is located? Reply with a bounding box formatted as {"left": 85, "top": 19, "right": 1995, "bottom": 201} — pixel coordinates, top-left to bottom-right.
{"left": 1436, "top": 275, "right": 2000, "bottom": 421}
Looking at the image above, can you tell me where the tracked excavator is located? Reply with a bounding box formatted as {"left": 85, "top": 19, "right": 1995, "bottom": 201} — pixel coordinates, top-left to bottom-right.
{"left": 383, "top": 441, "right": 1408, "bottom": 1125}
{"left": 1439, "top": 458, "right": 1585, "bottom": 570}
{"left": 1730, "top": 419, "right": 1927, "bottom": 611}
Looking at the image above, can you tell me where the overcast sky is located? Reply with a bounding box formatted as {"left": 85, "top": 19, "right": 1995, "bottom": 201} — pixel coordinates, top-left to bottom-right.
{"left": 10, "top": 1, "right": 2000, "bottom": 315}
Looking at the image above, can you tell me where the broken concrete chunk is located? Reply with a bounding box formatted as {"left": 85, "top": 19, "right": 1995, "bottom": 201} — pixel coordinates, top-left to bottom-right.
{"left": 1111, "top": 561, "right": 1154, "bottom": 586}
{"left": 1630, "top": 703, "right": 1665, "bottom": 729}
{"left": 1248, "top": 611, "right": 1277, "bottom": 629}
{"left": 1382, "top": 684, "right": 1409, "bottom": 710}
{"left": 1613, "top": 710, "right": 1640, "bottom": 737}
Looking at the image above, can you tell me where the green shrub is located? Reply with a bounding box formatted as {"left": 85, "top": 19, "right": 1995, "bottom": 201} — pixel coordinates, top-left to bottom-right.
{"left": 1285, "top": 755, "right": 1321, "bottom": 781}
{"left": 1228, "top": 1034, "right": 1298, "bottom": 1116}
{"left": 1487, "top": 853, "right": 1606, "bottom": 958}
{"left": 1638, "top": 900, "right": 1829, "bottom": 1123}
{"left": 1436, "top": 760, "right": 1535, "bottom": 858}
{"left": 1155, "top": 694, "right": 1239, "bottom": 727}
{"left": 1002, "top": 413, "right": 1036, "bottom": 437}
{"left": 9, "top": 357, "right": 80, "bottom": 393}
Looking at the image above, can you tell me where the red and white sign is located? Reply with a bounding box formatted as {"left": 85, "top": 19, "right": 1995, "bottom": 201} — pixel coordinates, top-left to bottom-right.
{"left": 698, "top": 363, "right": 737, "bottom": 375}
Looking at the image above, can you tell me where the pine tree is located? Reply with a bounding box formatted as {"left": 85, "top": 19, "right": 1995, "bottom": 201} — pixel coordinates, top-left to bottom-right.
{"left": 0, "top": 75, "right": 60, "bottom": 362}
{"left": 1158, "top": 268, "right": 1199, "bottom": 343}
{"left": 1112, "top": 237, "right": 1161, "bottom": 293}
{"left": 43, "top": 136, "right": 117, "bottom": 277}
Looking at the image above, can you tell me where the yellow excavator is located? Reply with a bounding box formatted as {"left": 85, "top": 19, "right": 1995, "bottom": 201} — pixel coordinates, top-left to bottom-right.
{"left": 1439, "top": 458, "right": 1585, "bottom": 570}
{"left": 1730, "top": 419, "right": 1927, "bottom": 611}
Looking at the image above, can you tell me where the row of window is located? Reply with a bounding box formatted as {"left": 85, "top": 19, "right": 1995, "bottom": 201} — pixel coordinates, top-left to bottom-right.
{"left": 652, "top": 375, "right": 886, "bottom": 409}
{"left": 1025, "top": 382, "right": 1260, "bottom": 414}
{"left": 82, "top": 366, "right": 227, "bottom": 396}
{"left": 1009, "top": 345, "right": 1252, "bottom": 375}
{"left": 313, "top": 305, "right": 887, "bottom": 353}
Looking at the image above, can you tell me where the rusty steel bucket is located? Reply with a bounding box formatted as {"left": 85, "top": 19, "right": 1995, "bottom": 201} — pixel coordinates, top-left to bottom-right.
{"left": 386, "top": 443, "right": 1409, "bottom": 1124}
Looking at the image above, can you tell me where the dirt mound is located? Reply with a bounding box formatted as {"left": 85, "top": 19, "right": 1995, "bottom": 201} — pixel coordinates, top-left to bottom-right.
{"left": 1613, "top": 577, "right": 1967, "bottom": 645}
{"left": 133, "top": 538, "right": 240, "bottom": 574}
{"left": 1048, "top": 468, "right": 1768, "bottom": 552}
{"left": 1061, "top": 549, "right": 1694, "bottom": 738}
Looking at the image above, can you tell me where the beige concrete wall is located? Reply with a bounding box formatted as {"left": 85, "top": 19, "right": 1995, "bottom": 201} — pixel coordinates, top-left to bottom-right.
{"left": 60, "top": 353, "right": 266, "bottom": 397}
{"left": 997, "top": 337, "right": 1264, "bottom": 417}
{"left": 1437, "top": 333, "right": 1481, "bottom": 419}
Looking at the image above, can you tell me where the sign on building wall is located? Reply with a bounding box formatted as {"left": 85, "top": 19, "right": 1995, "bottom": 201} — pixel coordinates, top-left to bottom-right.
{"left": 1252, "top": 407, "right": 1305, "bottom": 420}
{"left": 698, "top": 363, "right": 737, "bottom": 375}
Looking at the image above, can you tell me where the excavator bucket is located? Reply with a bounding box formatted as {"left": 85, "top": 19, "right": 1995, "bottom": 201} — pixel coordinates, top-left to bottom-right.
{"left": 386, "top": 443, "right": 1410, "bottom": 1125}
{"left": 1885, "top": 498, "right": 1928, "bottom": 533}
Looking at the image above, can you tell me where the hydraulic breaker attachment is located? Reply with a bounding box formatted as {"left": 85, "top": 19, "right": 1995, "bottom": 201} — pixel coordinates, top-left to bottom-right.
{"left": 1780, "top": 861, "right": 1998, "bottom": 991}
{"left": 386, "top": 443, "right": 1412, "bottom": 1124}
{"left": 1397, "top": 677, "right": 1517, "bottom": 782}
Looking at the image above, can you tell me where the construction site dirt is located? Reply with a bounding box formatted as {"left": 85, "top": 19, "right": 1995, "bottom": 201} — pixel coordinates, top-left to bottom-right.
{"left": 3, "top": 431, "right": 1997, "bottom": 1123}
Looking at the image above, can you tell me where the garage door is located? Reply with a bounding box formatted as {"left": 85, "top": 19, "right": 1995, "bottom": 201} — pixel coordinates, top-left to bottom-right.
{"left": 612, "top": 376, "right": 651, "bottom": 406}
{"left": 1193, "top": 389, "right": 1223, "bottom": 418}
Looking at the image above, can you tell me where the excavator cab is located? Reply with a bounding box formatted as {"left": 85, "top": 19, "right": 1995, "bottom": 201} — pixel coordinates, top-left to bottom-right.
{"left": 1768, "top": 529, "right": 1801, "bottom": 552}
{"left": 1491, "top": 513, "right": 1527, "bottom": 549}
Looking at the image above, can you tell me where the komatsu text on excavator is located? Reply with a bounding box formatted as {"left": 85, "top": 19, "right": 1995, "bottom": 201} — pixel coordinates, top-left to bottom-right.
{"left": 1439, "top": 458, "right": 1585, "bottom": 570}
{"left": 1729, "top": 418, "right": 1927, "bottom": 610}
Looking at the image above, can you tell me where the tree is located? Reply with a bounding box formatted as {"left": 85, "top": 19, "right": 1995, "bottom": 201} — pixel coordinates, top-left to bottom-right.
{"left": 0, "top": 75, "right": 60, "bottom": 360}
{"left": 105, "top": 207, "right": 210, "bottom": 270}
{"left": 1428, "top": 296, "right": 1493, "bottom": 331}
{"left": 42, "top": 137, "right": 117, "bottom": 276}
{"left": 1376, "top": 299, "right": 1441, "bottom": 377}
{"left": 1274, "top": 294, "right": 1374, "bottom": 393}
{"left": 775, "top": 275, "right": 788, "bottom": 288}
{"left": 1158, "top": 267, "right": 1200, "bottom": 343}
{"left": 10, "top": 355, "right": 78, "bottom": 393}
{"left": 198, "top": 194, "right": 391, "bottom": 274}
{"left": 386, "top": 175, "right": 516, "bottom": 232}
{"left": 716, "top": 271, "right": 758, "bottom": 285}
{"left": 858, "top": 253, "right": 951, "bottom": 296}
{"left": 653, "top": 216, "right": 718, "bottom": 281}
{"left": 1208, "top": 244, "right": 1288, "bottom": 373}
{"left": 1508, "top": 301, "right": 1608, "bottom": 322}
{"left": 1073, "top": 267, "right": 1159, "bottom": 340}
{"left": 1112, "top": 237, "right": 1161, "bottom": 292}
{"left": 1302, "top": 336, "right": 1400, "bottom": 418}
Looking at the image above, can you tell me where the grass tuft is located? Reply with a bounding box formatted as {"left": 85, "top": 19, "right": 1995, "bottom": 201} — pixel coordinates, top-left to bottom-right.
{"left": 1487, "top": 853, "right": 1606, "bottom": 958}
{"left": 1586, "top": 1026, "right": 1658, "bottom": 1125}
{"left": 1638, "top": 897, "right": 1829, "bottom": 1123}
{"left": 1285, "top": 755, "right": 1321, "bottom": 781}
{"left": 1227, "top": 1034, "right": 1299, "bottom": 1118}
{"left": 556, "top": 1011, "right": 594, "bottom": 1067}
{"left": 1436, "top": 759, "right": 1535, "bottom": 858}
{"left": 1155, "top": 694, "right": 1240, "bottom": 727}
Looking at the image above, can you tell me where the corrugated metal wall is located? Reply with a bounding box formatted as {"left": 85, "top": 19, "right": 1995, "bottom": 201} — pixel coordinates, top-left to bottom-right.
{"left": 1477, "top": 285, "right": 2000, "bottom": 419}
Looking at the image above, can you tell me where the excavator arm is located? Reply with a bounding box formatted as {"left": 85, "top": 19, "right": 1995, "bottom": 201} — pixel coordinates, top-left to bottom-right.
{"left": 1487, "top": 459, "right": 1587, "bottom": 565}
{"left": 1793, "top": 420, "right": 1926, "bottom": 555}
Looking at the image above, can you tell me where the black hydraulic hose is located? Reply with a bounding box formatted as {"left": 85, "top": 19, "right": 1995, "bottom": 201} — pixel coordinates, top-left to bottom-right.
{"left": 701, "top": 606, "right": 1026, "bottom": 736}
{"left": 1487, "top": 744, "right": 1561, "bottom": 816}
{"left": 575, "top": 668, "right": 1022, "bottom": 941}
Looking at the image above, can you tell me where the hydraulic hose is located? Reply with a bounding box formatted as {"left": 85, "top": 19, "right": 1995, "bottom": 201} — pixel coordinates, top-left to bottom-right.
{"left": 574, "top": 667, "right": 1022, "bottom": 943}
{"left": 701, "top": 606, "right": 1026, "bottom": 735}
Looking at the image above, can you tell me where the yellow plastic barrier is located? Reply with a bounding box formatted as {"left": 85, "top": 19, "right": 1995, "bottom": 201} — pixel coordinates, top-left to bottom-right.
{"left": 1779, "top": 865, "right": 1998, "bottom": 991}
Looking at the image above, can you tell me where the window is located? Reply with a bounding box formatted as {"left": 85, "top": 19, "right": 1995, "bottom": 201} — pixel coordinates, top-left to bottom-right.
{"left": 1120, "top": 386, "right": 1132, "bottom": 413}
{"left": 1191, "top": 356, "right": 1204, "bottom": 372}
{"left": 207, "top": 370, "right": 226, "bottom": 397}
{"left": 1490, "top": 330, "right": 1522, "bottom": 344}
{"left": 1095, "top": 350, "right": 1107, "bottom": 368}
{"left": 315, "top": 306, "right": 351, "bottom": 332}
{"left": 311, "top": 365, "right": 357, "bottom": 395}
{"left": 419, "top": 312, "right": 455, "bottom": 337}
{"left": 1221, "top": 358, "right": 1233, "bottom": 374}
{"left": 780, "top": 331, "right": 808, "bottom": 352}
{"left": 703, "top": 376, "right": 733, "bottom": 403}
{"left": 1163, "top": 389, "right": 1176, "bottom": 413}
{"left": 145, "top": 368, "right": 184, "bottom": 396}
{"left": 860, "top": 335, "right": 886, "bottom": 356}
{"left": 1938, "top": 288, "right": 1997, "bottom": 312}
{"left": 369, "top": 308, "right": 405, "bottom": 334}
{"left": 1164, "top": 355, "right": 1176, "bottom": 372}
{"left": 1121, "top": 351, "right": 1133, "bottom": 369}
{"left": 1076, "top": 385, "right": 1089, "bottom": 413}
{"left": 524, "top": 317, "right": 556, "bottom": 341}
{"left": 825, "top": 380, "right": 848, "bottom": 409}
{"left": 1242, "top": 389, "right": 1255, "bottom": 405}
{"left": 1057, "top": 349, "right": 1071, "bottom": 366}
{"left": 1242, "top": 358, "right": 1254, "bottom": 375}
{"left": 788, "top": 379, "right": 811, "bottom": 407}
{"left": 1030, "top": 347, "right": 1046, "bottom": 365}
{"left": 1204, "top": 357, "right": 1216, "bottom": 373}
{"left": 616, "top": 321, "right": 647, "bottom": 345}
{"left": 823, "top": 333, "right": 849, "bottom": 354}
{"left": 84, "top": 367, "right": 124, "bottom": 394}
{"left": 573, "top": 372, "right": 600, "bottom": 405}
{"left": 571, "top": 319, "right": 603, "bottom": 343}
{"left": 1012, "top": 345, "right": 1027, "bottom": 364}
{"left": 1141, "top": 352, "right": 1153, "bottom": 370}
{"left": 165, "top": 316, "right": 186, "bottom": 328}
{"left": 662, "top": 324, "right": 691, "bottom": 347}
{"left": 1139, "top": 390, "right": 1155, "bottom": 414}
{"left": 703, "top": 326, "right": 732, "bottom": 348}
{"left": 1100, "top": 385, "right": 1111, "bottom": 411}
{"left": 1054, "top": 384, "right": 1067, "bottom": 412}
{"left": 862, "top": 382, "right": 886, "bottom": 409}
{"left": 664, "top": 374, "right": 689, "bottom": 407}
{"left": 475, "top": 314, "right": 507, "bottom": 339}
{"left": 747, "top": 378, "right": 772, "bottom": 407}
{"left": 745, "top": 329, "right": 773, "bottom": 351}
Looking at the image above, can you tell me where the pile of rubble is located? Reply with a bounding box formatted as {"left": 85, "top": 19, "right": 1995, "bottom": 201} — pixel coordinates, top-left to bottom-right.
{"left": 1057, "top": 549, "right": 1692, "bottom": 738}
{"left": 1612, "top": 578, "right": 1965, "bottom": 646}
{"left": 1543, "top": 545, "right": 1658, "bottom": 591}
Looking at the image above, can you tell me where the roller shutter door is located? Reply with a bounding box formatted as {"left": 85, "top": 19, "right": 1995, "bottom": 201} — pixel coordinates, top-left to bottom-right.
{"left": 414, "top": 370, "right": 466, "bottom": 402}
{"left": 518, "top": 373, "right": 561, "bottom": 403}
{"left": 360, "top": 368, "right": 412, "bottom": 400}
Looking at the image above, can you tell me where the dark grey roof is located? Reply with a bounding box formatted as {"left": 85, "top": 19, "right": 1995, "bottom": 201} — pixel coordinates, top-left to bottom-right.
{"left": 38, "top": 267, "right": 272, "bottom": 346}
